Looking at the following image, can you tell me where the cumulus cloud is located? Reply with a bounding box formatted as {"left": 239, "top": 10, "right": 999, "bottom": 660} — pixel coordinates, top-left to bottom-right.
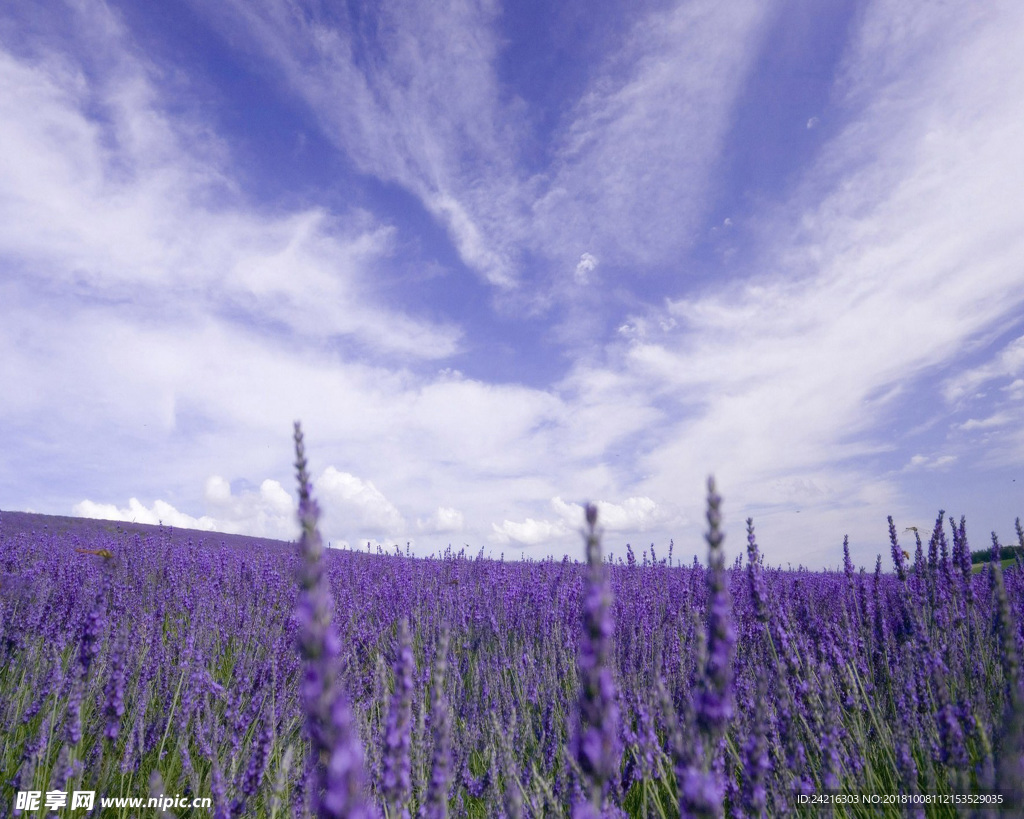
{"left": 491, "top": 495, "right": 667, "bottom": 548}
{"left": 202, "top": 476, "right": 296, "bottom": 538}
{"left": 418, "top": 506, "right": 465, "bottom": 534}
{"left": 315, "top": 467, "right": 405, "bottom": 536}
{"left": 72, "top": 465, "right": 408, "bottom": 544}
{"left": 490, "top": 516, "right": 568, "bottom": 547}
{"left": 73, "top": 475, "right": 298, "bottom": 540}
{"left": 550, "top": 496, "right": 663, "bottom": 531}
{"left": 73, "top": 498, "right": 223, "bottom": 532}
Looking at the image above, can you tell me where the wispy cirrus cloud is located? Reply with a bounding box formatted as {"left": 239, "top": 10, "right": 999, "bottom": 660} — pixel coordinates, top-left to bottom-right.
{"left": 542, "top": 1, "right": 1024, "bottom": 564}
{"left": 197, "top": 0, "right": 524, "bottom": 288}
{"left": 0, "top": 5, "right": 460, "bottom": 361}
{"left": 942, "top": 336, "right": 1024, "bottom": 406}
{"left": 193, "top": 0, "right": 773, "bottom": 304}
{"left": 532, "top": 0, "right": 770, "bottom": 273}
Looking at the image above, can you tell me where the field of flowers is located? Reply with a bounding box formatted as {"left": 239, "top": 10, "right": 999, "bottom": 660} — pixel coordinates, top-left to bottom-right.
{"left": 1, "top": 424, "right": 1023, "bottom": 818}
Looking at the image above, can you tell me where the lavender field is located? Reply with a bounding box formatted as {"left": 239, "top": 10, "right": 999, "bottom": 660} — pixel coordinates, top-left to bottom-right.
{"left": 2, "top": 427, "right": 1023, "bottom": 818}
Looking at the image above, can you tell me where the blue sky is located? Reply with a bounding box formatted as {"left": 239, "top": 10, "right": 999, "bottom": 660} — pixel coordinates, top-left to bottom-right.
{"left": 2, "top": 0, "right": 1023, "bottom": 567}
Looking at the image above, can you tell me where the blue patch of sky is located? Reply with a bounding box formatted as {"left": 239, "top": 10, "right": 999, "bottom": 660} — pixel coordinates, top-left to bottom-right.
{"left": 718, "top": 0, "right": 863, "bottom": 204}
{"left": 106, "top": 0, "right": 360, "bottom": 208}
{"left": 671, "top": 0, "right": 865, "bottom": 293}
{"left": 493, "top": 0, "right": 653, "bottom": 173}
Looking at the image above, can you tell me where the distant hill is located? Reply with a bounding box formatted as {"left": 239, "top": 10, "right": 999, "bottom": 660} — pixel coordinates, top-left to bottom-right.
{"left": 0, "top": 509, "right": 295, "bottom": 552}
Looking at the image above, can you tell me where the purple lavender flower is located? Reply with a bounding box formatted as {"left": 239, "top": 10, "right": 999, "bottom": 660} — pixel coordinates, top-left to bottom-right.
{"left": 421, "top": 627, "right": 452, "bottom": 819}
{"left": 740, "top": 684, "right": 770, "bottom": 818}
{"left": 955, "top": 516, "right": 972, "bottom": 577}
{"left": 989, "top": 533, "right": 1021, "bottom": 696}
{"left": 679, "top": 766, "right": 723, "bottom": 819}
{"left": 871, "top": 555, "right": 891, "bottom": 693}
{"left": 950, "top": 515, "right": 964, "bottom": 572}
{"left": 103, "top": 628, "right": 128, "bottom": 742}
{"left": 82, "top": 545, "right": 117, "bottom": 656}
{"left": 697, "top": 479, "right": 735, "bottom": 738}
{"left": 501, "top": 744, "right": 524, "bottom": 819}
{"left": 997, "top": 683, "right": 1024, "bottom": 813}
{"left": 292, "top": 422, "right": 376, "bottom": 819}
{"left": 887, "top": 516, "right": 907, "bottom": 581}
{"left": 680, "top": 478, "right": 734, "bottom": 819}
{"left": 79, "top": 601, "right": 105, "bottom": 679}
{"left": 746, "top": 518, "right": 768, "bottom": 624}
{"left": 232, "top": 721, "right": 272, "bottom": 817}
{"left": 12, "top": 715, "right": 50, "bottom": 796}
{"left": 65, "top": 681, "right": 83, "bottom": 746}
{"left": 927, "top": 510, "right": 945, "bottom": 573}
{"left": 382, "top": 617, "right": 414, "bottom": 819}
{"left": 895, "top": 741, "right": 920, "bottom": 796}
{"left": 842, "top": 535, "right": 854, "bottom": 580}
{"left": 572, "top": 504, "right": 621, "bottom": 815}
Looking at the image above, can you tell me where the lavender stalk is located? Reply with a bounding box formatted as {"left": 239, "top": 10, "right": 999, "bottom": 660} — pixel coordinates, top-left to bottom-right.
{"left": 293, "top": 421, "right": 376, "bottom": 819}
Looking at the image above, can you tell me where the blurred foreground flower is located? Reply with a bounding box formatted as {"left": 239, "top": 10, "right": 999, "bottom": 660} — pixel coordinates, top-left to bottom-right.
{"left": 293, "top": 421, "right": 376, "bottom": 819}
{"left": 573, "top": 503, "right": 621, "bottom": 817}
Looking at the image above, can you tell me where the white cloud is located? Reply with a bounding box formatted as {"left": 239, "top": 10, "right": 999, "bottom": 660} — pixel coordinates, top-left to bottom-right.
{"left": 73, "top": 497, "right": 223, "bottom": 531}
{"left": 535, "top": 1, "right": 1024, "bottom": 562}
{"left": 903, "top": 454, "right": 957, "bottom": 472}
{"left": 204, "top": 475, "right": 232, "bottom": 504}
{"left": 196, "top": 0, "right": 521, "bottom": 288}
{"left": 958, "top": 413, "right": 1013, "bottom": 431}
{"left": 551, "top": 496, "right": 663, "bottom": 531}
{"left": 72, "top": 466, "right": 407, "bottom": 545}
{"left": 418, "top": 506, "right": 465, "bottom": 534}
{"left": 491, "top": 494, "right": 669, "bottom": 550}
{"left": 532, "top": 1, "right": 769, "bottom": 272}
{"left": 1004, "top": 379, "right": 1024, "bottom": 401}
{"left": 195, "top": 0, "right": 771, "bottom": 302}
{"left": 942, "top": 335, "right": 1024, "bottom": 406}
{"left": 0, "top": 11, "right": 460, "bottom": 361}
{"left": 74, "top": 474, "right": 298, "bottom": 540}
{"left": 203, "top": 476, "right": 296, "bottom": 538}
{"left": 574, "top": 252, "right": 598, "bottom": 285}
{"left": 315, "top": 467, "right": 405, "bottom": 536}
{"left": 7, "top": 2, "right": 1024, "bottom": 568}
{"left": 490, "top": 517, "right": 568, "bottom": 547}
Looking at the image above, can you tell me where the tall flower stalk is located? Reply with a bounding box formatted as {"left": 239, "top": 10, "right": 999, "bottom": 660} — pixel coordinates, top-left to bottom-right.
{"left": 293, "top": 421, "right": 375, "bottom": 819}
{"left": 680, "top": 476, "right": 735, "bottom": 819}
{"left": 421, "top": 627, "right": 452, "bottom": 819}
{"left": 572, "top": 503, "right": 620, "bottom": 817}
{"left": 382, "top": 617, "right": 414, "bottom": 819}
{"left": 989, "top": 533, "right": 1024, "bottom": 810}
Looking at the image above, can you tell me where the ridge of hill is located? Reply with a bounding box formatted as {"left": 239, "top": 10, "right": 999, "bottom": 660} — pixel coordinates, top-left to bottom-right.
{"left": 0, "top": 508, "right": 295, "bottom": 551}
